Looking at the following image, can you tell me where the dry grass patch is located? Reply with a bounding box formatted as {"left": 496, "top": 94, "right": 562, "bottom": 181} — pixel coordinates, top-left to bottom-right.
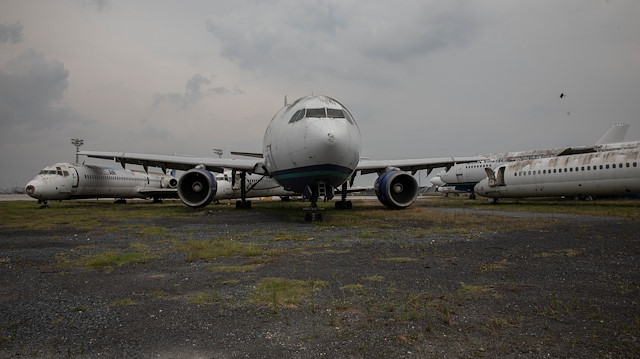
{"left": 249, "top": 277, "right": 328, "bottom": 313}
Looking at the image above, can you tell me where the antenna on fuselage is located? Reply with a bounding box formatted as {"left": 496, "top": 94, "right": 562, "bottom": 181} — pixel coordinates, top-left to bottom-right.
{"left": 284, "top": 95, "right": 287, "bottom": 106}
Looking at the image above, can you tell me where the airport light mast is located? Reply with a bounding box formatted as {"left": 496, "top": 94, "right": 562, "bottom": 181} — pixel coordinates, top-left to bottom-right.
{"left": 71, "top": 138, "right": 84, "bottom": 163}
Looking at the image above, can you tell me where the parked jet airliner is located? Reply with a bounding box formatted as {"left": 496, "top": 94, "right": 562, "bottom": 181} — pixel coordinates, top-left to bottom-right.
{"left": 437, "top": 123, "right": 635, "bottom": 198}
{"left": 80, "top": 95, "right": 483, "bottom": 220}
{"left": 473, "top": 148, "right": 640, "bottom": 201}
{"left": 25, "top": 164, "right": 297, "bottom": 207}
{"left": 25, "top": 162, "right": 177, "bottom": 206}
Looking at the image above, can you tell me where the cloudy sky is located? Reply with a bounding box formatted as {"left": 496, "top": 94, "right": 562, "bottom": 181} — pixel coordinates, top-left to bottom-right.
{"left": 1, "top": 0, "right": 639, "bottom": 188}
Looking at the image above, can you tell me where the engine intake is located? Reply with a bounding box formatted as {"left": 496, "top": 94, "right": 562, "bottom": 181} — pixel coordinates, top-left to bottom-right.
{"left": 374, "top": 170, "right": 418, "bottom": 209}
{"left": 177, "top": 168, "right": 217, "bottom": 208}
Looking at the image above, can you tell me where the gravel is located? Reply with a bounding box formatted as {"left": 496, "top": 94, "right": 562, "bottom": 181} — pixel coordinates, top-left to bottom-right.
{"left": 1, "top": 203, "right": 639, "bottom": 358}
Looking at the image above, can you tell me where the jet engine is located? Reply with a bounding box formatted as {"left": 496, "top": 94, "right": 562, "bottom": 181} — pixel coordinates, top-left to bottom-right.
{"left": 177, "top": 168, "right": 217, "bottom": 208}
{"left": 374, "top": 170, "right": 418, "bottom": 209}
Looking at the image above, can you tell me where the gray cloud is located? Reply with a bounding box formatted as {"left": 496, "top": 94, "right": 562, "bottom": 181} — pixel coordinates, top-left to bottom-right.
{"left": 0, "top": 49, "right": 75, "bottom": 129}
{"left": 83, "top": 0, "right": 110, "bottom": 12}
{"left": 205, "top": 1, "right": 481, "bottom": 81}
{"left": 152, "top": 74, "right": 238, "bottom": 110}
{"left": 0, "top": 22, "right": 24, "bottom": 44}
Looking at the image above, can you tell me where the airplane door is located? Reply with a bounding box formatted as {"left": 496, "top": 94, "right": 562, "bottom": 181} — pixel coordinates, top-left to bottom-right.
{"left": 71, "top": 168, "right": 79, "bottom": 188}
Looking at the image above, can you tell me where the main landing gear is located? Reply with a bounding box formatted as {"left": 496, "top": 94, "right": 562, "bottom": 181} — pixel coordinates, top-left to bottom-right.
{"left": 334, "top": 183, "right": 352, "bottom": 210}
{"left": 235, "top": 171, "right": 252, "bottom": 209}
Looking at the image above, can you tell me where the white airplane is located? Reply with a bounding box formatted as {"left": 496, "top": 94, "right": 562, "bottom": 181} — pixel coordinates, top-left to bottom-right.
{"left": 429, "top": 175, "right": 470, "bottom": 196}
{"left": 80, "top": 95, "right": 483, "bottom": 220}
{"left": 25, "top": 164, "right": 298, "bottom": 207}
{"left": 437, "top": 123, "right": 635, "bottom": 199}
{"left": 25, "top": 162, "right": 178, "bottom": 207}
{"left": 473, "top": 148, "right": 640, "bottom": 201}
{"left": 208, "top": 171, "right": 296, "bottom": 204}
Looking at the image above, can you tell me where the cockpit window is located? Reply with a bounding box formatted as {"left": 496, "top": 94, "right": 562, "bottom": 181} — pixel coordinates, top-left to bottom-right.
{"left": 289, "top": 109, "right": 305, "bottom": 123}
{"left": 39, "top": 170, "right": 60, "bottom": 175}
{"left": 305, "top": 108, "right": 326, "bottom": 118}
{"left": 326, "top": 108, "right": 344, "bottom": 118}
{"left": 289, "top": 107, "right": 355, "bottom": 124}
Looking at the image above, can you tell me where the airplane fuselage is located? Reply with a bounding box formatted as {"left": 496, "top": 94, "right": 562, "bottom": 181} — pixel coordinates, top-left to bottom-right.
{"left": 212, "top": 172, "right": 296, "bottom": 200}
{"left": 25, "top": 163, "right": 176, "bottom": 201}
{"left": 474, "top": 149, "right": 640, "bottom": 198}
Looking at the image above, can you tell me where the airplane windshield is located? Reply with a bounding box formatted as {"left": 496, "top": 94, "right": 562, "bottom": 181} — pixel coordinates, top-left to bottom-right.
{"left": 289, "top": 107, "right": 354, "bottom": 124}
{"left": 305, "top": 108, "right": 326, "bottom": 118}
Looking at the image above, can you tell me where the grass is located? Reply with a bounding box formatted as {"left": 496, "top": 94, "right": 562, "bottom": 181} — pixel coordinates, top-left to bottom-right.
{"left": 175, "top": 238, "right": 277, "bottom": 262}
{"left": 0, "top": 201, "right": 193, "bottom": 231}
{"left": 110, "top": 299, "right": 135, "bottom": 307}
{"left": 421, "top": 196, "right": 640, "bottom": 218}
{"left": 207, "top": 264, "right": 263, "bottom": 272}
{"left": 81, "top": 251, "right": 153, "bottom": 270}
{"left": 249, "top": 277, "right": 328, "bottom": 313}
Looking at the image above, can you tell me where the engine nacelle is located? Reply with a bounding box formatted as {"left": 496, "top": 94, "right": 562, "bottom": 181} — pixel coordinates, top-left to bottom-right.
{"left": 177, "top": 168, "right": 217, "bottom": 208}
{"left": 374, "top": 170, "right": 418, "bottom": 209}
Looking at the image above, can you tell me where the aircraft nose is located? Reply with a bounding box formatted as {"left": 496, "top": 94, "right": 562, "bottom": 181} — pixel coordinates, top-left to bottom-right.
{"left": 305, "top": 119, "right": 359, "bottom": 165}
{"left": 25, "top": 180, "right": 39, "bottom": 199}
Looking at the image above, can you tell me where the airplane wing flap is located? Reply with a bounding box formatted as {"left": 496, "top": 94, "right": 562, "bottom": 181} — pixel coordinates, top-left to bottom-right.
{"left": 78, "top": 151, "right": 261, "bottom": 173}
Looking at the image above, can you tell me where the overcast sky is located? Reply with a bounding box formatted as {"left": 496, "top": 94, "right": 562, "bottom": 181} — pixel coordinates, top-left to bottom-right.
{"left": 1, "top": 0, "right": 639, "bottom": 188}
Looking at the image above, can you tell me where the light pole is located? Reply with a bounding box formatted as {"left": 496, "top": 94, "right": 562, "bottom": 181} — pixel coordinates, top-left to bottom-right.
{"left": 71, "top": 138, "right": 84, "bottom": 163}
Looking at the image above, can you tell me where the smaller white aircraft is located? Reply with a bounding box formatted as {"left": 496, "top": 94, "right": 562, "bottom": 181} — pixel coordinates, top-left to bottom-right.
{"left": 25, "top": 162, "right": 178, "bottom": 207}
{"left": 474, "top": 148, "right": 640, "bottom": 201}
{"left": 25, "top": 163, "right": 297, "bottom": 208}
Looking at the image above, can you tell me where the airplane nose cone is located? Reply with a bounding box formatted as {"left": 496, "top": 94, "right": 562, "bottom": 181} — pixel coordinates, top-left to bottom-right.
{"left": 25, "top": 180, "right": 40, "bottom": 199}
{"left": 305, "top": 119, "right": 360, "bottom": 166}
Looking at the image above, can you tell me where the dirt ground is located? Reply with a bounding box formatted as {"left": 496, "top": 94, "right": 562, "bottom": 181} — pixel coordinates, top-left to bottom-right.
{"left": 1, "top": 200, "right": 639, "bottom": 358}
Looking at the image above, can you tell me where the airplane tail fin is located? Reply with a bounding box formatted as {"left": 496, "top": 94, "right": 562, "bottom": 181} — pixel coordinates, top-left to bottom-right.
{"left": 595, "top": 123, "right": 629, "bottom": 145}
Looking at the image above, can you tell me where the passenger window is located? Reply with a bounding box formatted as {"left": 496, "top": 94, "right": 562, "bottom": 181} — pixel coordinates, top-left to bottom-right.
{"left": 626, "top": 163, "right": 630, "bottom": 168}
{"left": 634, "top": 162, "right": 637, "bottom": 167}
{"left": 612, "top": 164, "right": 616, "bottom": 168}
{"left": 289, "top": 109, "right": 305, "bottom": 123}
{"left": 600, "top": 165, "right": 603, "bottom": 169}
{"left": 306, "top": 108, "right": 326, "bottom": 118}
{"left": 606, "top": 165, "right": 610, "bottom": 169}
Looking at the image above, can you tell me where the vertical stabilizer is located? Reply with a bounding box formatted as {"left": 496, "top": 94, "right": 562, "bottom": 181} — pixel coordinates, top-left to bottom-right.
{"left": 595, "top": 123, "right": 629, "bottom": 145}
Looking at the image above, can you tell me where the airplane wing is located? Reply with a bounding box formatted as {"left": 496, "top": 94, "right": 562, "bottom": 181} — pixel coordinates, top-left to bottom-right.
{"left": 78, "top": 151, "right": 266, "bottom": 174}
{"left": 356, "top": 156, "right": 487, "bottom": 175}
{"left": 138, "top": 188, "right": 179, "bottom": 198}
